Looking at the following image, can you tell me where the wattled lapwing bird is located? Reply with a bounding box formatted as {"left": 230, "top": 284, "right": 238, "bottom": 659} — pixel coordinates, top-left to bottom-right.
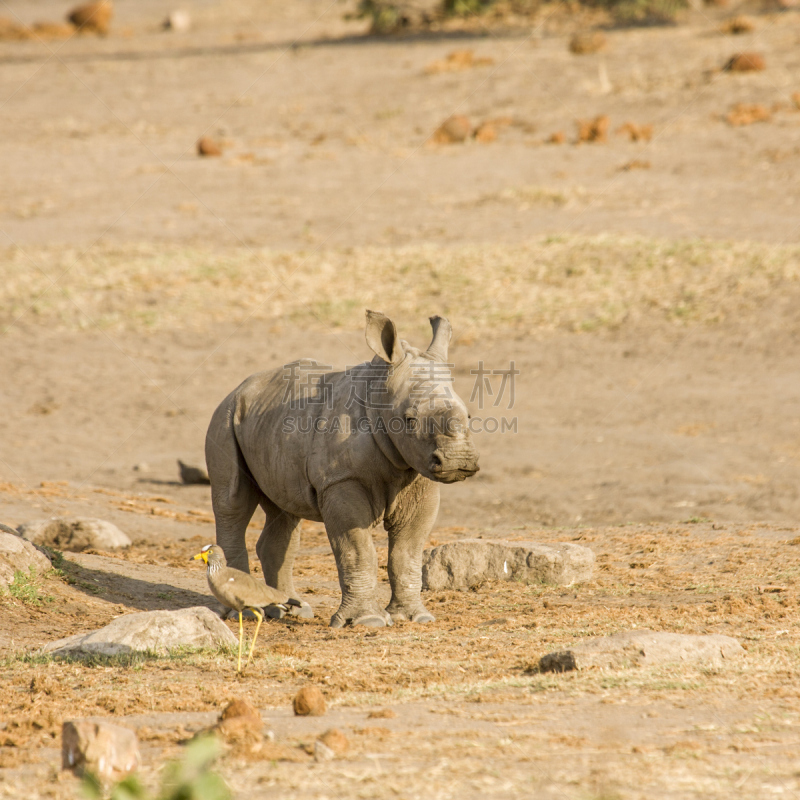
{"left": 192, "top": 544, "right": 301, "bottom": 673}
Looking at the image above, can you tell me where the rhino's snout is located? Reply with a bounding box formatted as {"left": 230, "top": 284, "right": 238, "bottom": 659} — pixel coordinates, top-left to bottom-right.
{"left": 429, "top": 449, "right": 480, "bottom": 483}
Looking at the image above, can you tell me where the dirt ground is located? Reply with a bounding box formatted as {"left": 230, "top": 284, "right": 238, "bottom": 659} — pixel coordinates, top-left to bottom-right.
{"left": 1, "top": 0, "right": 800, "bottom": 798}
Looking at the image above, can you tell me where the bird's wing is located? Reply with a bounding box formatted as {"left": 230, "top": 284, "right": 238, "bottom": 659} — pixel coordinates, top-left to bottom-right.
{"left": 219, "top": 567, "right": 293, "bottom": 608}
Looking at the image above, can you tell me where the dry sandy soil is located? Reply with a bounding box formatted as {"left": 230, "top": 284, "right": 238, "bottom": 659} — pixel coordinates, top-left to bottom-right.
{"left": 1, "top": 0, "right": 800, "bottom": 798}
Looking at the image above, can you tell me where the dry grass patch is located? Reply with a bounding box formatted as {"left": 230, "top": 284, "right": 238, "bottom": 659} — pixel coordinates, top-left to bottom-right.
{"left": 1, "top": 237, "right": 799, "bottom": 336}
{"left": 726, "top": 102, "right": 772, "bottom": 126}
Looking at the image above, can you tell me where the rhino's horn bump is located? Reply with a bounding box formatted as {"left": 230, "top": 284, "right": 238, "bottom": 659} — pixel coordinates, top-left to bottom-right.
{"left": 427, "top": 315, "right": 452, "bottom": 362}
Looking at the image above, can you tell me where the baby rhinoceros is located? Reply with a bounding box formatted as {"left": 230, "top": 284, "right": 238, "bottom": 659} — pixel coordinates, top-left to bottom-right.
{"left": 205, "top": 311, "right": 480, "bottom": 627}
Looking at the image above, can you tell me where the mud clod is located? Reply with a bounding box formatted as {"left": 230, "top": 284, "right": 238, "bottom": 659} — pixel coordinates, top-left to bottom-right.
{"left": 720, "top": 15, "right": 754, "bottom": 34}
{"left": 473, "top": 122, "right": 497, "bottom": 143}
{"left": 617, "top": 122, "right": 653, "bottom": 142}
{"left": 293, "top": 686, "right": 327, "bottom": 716}
{"left": 725, "top": 52, "right": 765, "bottom": 72}
{"left": 430, "top": 115, "right": 472, "bottom": 145}
{"left": 367, "top": 708, "right": 398, "bottom": 719}
{"left": 197, "top": 137, "right": 223, "bottom": 157}
{"left": 577, "top": 115, "right": 609, "bottom": 143}
{"left": 67, "top": 0, "right": 112, "bottom": 35}
{"left": 569, "top": 31, "right": 606, "bottom": 55}
{"left": 212, "top": 699, "right": 264, "bottom": 745}
{"left": 318, "top": 728, "right": 350, "bottom": 755}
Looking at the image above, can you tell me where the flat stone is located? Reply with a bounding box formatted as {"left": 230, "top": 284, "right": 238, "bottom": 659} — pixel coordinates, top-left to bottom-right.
{"left": 0, "top": 530, "right": 52, "bottom": 586}
{"left": 422, "top": 539, "right": 594, "bottom": 591}
{"left": 539, "top": 630, "right": 745, "bottom": 672}
{"left": 18, "top": 517, "right": 131, "bottom": 552}
{"left": 62, "top": 719, "right": 139, "bottom": 778}
{"left": 44, "top": 606, "right": 237, "bottom": 657}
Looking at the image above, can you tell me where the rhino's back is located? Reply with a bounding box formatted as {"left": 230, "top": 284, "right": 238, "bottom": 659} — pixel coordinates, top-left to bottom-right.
{"left": 232, "top": 359, "right": 323, "bottom": 418}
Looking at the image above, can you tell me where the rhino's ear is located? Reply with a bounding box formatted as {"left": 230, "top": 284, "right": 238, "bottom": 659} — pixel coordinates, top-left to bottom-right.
{"left": 365, "top": 310, "right": 404, "bottom": 365}
{"left": 426, "top": 315, "right": 452, "bottom": 362}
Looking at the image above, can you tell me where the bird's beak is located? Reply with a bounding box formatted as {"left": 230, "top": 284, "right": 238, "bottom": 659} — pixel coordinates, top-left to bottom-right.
{"left": 192, "top": 552, "right": 207, "bottom": 563}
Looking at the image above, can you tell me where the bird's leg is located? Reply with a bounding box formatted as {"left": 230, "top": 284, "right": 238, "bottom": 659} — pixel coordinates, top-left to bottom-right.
{"left": 237, "top": 610, "right": 244, "bottom": 674}
{"left": 244, "top": 607, "right": 264, "bottom": 672}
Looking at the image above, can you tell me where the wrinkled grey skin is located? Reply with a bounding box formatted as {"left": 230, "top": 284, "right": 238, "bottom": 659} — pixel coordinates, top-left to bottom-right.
{"left": 205, "top": 311, "right": 480, "bottom": 628}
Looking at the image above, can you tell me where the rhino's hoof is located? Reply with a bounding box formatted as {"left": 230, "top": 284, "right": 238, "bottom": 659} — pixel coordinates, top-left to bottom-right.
{"left": 353, "top": 614, "right": 392, "bottom": 627}
{"left": 329, "top": 611, "right": 392, "bottom": 628}
{"left": 387, "top": 605, "right": 435, "bottom": 624}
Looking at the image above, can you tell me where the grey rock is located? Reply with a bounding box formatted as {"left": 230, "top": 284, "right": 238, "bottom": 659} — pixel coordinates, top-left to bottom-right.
{"left": 0, "top": 530, "right": 52, "bottom": 586}
{"left": 62, "top": 719, "right": 140, "bottom": 778}
{"left": 19, "top": 517, "right": 131, "bottom": 552}
{"left": 422, "top": 539, "right": 594, "bottom": 591}
{"left": 178, "top": 460, "right": 211, "bottom": 485}
{"left": 44, "top": 606, "right": 237, "bottom": 657}
{"left": 539, "top": 630, "right": 745, "bottom": 672}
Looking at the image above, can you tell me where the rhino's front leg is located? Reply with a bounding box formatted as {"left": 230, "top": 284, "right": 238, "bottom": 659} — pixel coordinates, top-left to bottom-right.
{"left": 385, "top": 481, "right": 440, "bottom": 624}
{"left": 320, "top": 481, "right": 392, "bottom": 628}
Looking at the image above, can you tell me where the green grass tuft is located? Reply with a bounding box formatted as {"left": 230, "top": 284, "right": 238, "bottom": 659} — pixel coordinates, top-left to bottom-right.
{"left": 3, "top": 566, "right": 53, "bottom": 606}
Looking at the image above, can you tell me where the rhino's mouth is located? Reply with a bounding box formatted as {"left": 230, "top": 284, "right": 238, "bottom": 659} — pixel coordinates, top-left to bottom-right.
{"left": 427, "top": 452, "right": 480, "bottom": 482}
{"left": 432, "top": 466, "right": 480, "bottom": 483}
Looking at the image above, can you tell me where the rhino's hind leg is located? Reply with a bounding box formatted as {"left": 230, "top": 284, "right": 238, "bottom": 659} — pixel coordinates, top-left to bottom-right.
{"left": 206, "top": 401, "right": 261, "bottom": 576}
{"left": 321, "top": 481, "right": 392, "bottom": 628}
{"left": 256, "top": 499, "right": 313, "bottom": 619}
{"left": 384, "top": 480, "right": 440, "bottom": 624}
{"left": 205, "top": 405, "right": 264, "bottom": 619}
